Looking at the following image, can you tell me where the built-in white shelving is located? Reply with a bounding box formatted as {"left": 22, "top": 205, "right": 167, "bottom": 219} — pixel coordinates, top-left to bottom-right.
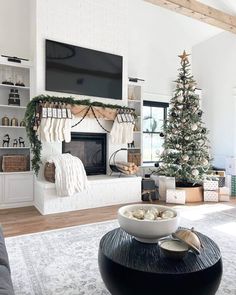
{"left": 0, "top": 170, "right": 33, "bottom": 175}
{"left": 0, "top": 147, "right": 30, "bottom": 150}
{"left": 0, "top": 83, "right": 30, "bottom": 90}
{"left": 127, "top": 80, "right": 144, "bottom": 166}
{"left": 0, "top": 58, "right": 34, "bottom": 209}
{"left": 128, "top": 147, "right": 141, "bottom": 150}
{"left": 0, "top": 125, "right": 26, "bottom": 129}
{"left": 0, "top": 104, "right": 26, "bottom": 109}
{"left": 0, "top": 59, "right": 31, "bottom": 173}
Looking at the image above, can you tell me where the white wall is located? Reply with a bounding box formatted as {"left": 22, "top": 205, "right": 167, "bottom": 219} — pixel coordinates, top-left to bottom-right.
{"left": 128, "top": 0, "right": 221, "bottom": 101}
{"left": 32, "top": 0, "right": 129, "bottom": 175}
{"left": 192, "top": 32, "right": 236, "bottom": 168}
{"left": 0, "top": 0, "right": 31, "bottom": 59}
{"left": 34, "top": 0, "right": 128, "bottom": 105}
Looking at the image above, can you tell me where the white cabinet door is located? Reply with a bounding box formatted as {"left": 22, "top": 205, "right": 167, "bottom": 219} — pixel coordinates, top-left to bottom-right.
{"left": 0, "top": 175, "right": 4, "bottom": 204}
{"left": 4, "top": 174, "right": 34, "bottom": 203}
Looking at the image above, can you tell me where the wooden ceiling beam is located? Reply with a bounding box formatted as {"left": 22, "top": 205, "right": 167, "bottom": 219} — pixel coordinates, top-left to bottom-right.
{"left": 144, "top": 0, "right": 236, "bottom": 34}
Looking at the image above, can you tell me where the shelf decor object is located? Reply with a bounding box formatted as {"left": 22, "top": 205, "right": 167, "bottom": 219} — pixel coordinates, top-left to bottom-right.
{"left": 8, "top": 88, "right": 20, "bottom": 106}
{"left": 2, "top": 115, "right": 9, "bottom": 126}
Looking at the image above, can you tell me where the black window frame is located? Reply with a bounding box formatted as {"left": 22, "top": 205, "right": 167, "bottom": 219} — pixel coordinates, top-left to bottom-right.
{"left": 143, "top": 100, "right": 169, "bottom": 164}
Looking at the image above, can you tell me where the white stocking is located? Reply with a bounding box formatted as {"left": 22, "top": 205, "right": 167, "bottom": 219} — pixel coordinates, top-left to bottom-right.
{"left": 58, "top": 119, "right": 65, "bottom": 142}
{"left": 54, "top": 119, "right": 61, "bottom": 142}
{"left": 41, "top": 117, "right": 51, "bottom": 142}
{"left": 49, "top": 118, "right": 56, "bottom": 142}
{"left": 63, "top": 118, "right": 72, "bottom": 143}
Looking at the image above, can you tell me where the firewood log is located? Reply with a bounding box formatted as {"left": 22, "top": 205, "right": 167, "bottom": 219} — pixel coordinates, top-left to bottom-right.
{"left": 115, "top": 163, "right": 129, "bottom": 171}
{"left": 118, "top": 168, "right": 131, "bottom": 175}
{"left": 116, "top": 161, "right": 135, "bottom": 167}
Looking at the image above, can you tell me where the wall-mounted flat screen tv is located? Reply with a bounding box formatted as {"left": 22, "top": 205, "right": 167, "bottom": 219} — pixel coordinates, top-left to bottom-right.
{"left": 46, "top": 39, "right": 123, "bottom": 100}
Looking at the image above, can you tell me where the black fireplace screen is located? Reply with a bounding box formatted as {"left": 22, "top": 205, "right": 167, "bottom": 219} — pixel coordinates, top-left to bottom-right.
{"left": 62, "top": 132, "right": 107, "bottom": 175}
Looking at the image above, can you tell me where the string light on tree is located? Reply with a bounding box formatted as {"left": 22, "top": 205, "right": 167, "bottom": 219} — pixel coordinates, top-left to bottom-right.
{"left": 157, "top": 50, "right": 211, "bottom": 182}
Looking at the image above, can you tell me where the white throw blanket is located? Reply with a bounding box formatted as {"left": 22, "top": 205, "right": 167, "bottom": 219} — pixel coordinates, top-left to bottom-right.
{"left": 47, "top": 154, "right": 88, "bottom": 197}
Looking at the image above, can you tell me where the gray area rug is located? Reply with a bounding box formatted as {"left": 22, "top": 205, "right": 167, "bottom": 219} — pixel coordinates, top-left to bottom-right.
{"left": 5, "top": 203, "right": 236, "bottom": 295}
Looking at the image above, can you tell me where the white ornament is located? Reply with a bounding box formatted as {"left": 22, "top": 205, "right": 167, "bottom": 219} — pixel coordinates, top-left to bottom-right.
{"left": 177, "top": 95, "right": 184, "bottom": 103}
{"left": 185, "top": 136, "right": 190, "bottom": 141}
{"left": 176, "top": 144, "right": 180, "bottom": 149}
{"left": 182, "top": 155, "right": 189, "bottom": 161}
{"left": 192, "top": 169, "right": 199, "bottom": 176}
{"left": 202, "top": 159, "right": 208, "bottom": 166}
{"left": 191, "top": 124, "right": 198, "bottom": 131}
{"left": 177, "top": 105, "right": 183, "bottom": 109}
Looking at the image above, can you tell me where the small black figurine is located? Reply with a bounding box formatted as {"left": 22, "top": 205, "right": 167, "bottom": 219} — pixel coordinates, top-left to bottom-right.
{"left": 18, "top": 137, "right": 25, "bottom": 147}
{"left": 13, "top": 139, "right": 18, "bottom": 147}
{"left": 3, "top": 134, "right": 10, "bottom": 147}
{"left": 130, "top": 140, "right": 135, "bottom": 148}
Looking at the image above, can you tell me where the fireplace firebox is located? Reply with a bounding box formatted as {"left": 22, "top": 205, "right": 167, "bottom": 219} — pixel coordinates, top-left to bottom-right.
{"left": 62, "top": 132, "right": 107, "bottom": 175}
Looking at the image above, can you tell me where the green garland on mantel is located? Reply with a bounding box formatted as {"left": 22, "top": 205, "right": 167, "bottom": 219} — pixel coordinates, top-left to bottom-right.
{"left": 25, "top": 95, "right": 134, "bottom": 175}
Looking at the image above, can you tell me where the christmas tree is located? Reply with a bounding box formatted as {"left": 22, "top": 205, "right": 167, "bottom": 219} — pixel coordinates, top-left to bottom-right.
{"left": 158, "top": 51, "right": 211, "bottom": 183}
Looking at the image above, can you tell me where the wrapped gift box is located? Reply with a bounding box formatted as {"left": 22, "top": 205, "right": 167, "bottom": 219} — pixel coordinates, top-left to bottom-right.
{"left": 166, "top": 189, "right": 186, "bottom": 205}
{"left": 150, "top": 174, "right": 159, "bottom": 187}
{"left": 142, "top": 178, "right": 155, "bottom": 190}
{"left": 159, "top": 176, "right": 175, "bottom": 201}
{"left": 204, "top": 191, "right": 218, "bottom": 202}
{"left": 142, "top": 189, "right": 158, "bottom": 201}
{"left": 219, "top": 187, "right": 230, "bottom": 202}
{"left": 219, "top": 194, "right": 230, "bottom": 202}
{"left": 203, "top": 180, "right": 219, "bottom": 191}
{"left": 231, "top": 175, "right": 236, "bottom": 196}
{"left": 219, "top": 187, "right": 230, "bottom": 195}
{"left": 225, "top": 175, "right": 231, "bottom": 191}
{"left": 214, "top": 170, "right": 225, "bottom": 177}
{"left": 218, "top": 177, "right": 225, "bottom": 188}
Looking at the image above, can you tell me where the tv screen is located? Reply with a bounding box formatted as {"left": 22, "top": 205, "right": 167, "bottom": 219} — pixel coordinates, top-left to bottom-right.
{"left": 45, "top": 40, "right": 123, "bottom": 100}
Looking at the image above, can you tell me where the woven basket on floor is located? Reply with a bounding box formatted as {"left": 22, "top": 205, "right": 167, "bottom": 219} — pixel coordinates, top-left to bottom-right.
{"left": 44, "top": 162, "right": 55, "bottom": 183}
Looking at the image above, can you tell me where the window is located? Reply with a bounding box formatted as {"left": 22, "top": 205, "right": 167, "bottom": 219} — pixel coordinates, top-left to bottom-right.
{"left": 143, "top": 101, "right": 169, "bottom": 163}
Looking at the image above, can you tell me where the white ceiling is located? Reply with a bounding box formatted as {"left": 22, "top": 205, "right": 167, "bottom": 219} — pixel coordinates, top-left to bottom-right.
{"left": 199, "top": 0, "right": 236, "bottom": 16}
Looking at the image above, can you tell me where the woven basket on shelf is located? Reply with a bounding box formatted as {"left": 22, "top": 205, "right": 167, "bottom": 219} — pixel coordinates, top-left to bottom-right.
{"left": 2, "top": 155, "right": 28, "bottom": 172}
{"left": 128, "top": 151, "right": 141, "bottom": 167}
{"left": 44, "top": 162, "right": 55, "bottom": 183}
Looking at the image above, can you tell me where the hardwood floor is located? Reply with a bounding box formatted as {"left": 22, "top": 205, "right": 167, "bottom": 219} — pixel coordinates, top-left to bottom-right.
{"left": 0, "top": 204, "right": 125, "bottom": 237}
{"left": 1, "top": 199, "right": 235, "bottom": 237}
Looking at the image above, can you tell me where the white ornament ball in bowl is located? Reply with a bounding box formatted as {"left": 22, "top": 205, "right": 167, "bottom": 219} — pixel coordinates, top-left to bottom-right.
{"left": 118, "top": 204, "right": 180, "bottom": 243}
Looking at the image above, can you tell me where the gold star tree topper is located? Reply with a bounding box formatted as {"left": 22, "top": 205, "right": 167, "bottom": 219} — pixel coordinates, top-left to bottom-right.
{"left": 178, "top": 50, "right": 190, "bottom": 63}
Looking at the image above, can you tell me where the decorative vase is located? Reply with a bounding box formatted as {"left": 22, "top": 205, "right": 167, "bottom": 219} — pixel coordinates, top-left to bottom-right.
{"left": 11, "top": 117, "right": 18, "bottom": 126}
{"left": 2, "top": 115, "right": 9, "bottom": 126}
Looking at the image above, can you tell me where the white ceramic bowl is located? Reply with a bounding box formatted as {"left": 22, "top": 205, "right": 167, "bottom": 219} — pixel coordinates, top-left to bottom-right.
{"left": 118, "top": 204, "right": 180, "bottom": 243}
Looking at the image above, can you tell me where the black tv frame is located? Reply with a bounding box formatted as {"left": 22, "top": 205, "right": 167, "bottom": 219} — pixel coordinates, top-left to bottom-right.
{"left": 45, "top": 39, "right": 123, "bottom": 100}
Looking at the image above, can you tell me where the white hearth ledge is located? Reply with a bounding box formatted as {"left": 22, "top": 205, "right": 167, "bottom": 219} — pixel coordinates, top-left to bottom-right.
{"left": 34, "top": 175, "right": 142, "bottom": 215}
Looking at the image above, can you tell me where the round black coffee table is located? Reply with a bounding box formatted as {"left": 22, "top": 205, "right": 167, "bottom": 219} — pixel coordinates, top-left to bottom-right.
{"left": 98, "top": 228, "right": 222, "bottom": 295}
